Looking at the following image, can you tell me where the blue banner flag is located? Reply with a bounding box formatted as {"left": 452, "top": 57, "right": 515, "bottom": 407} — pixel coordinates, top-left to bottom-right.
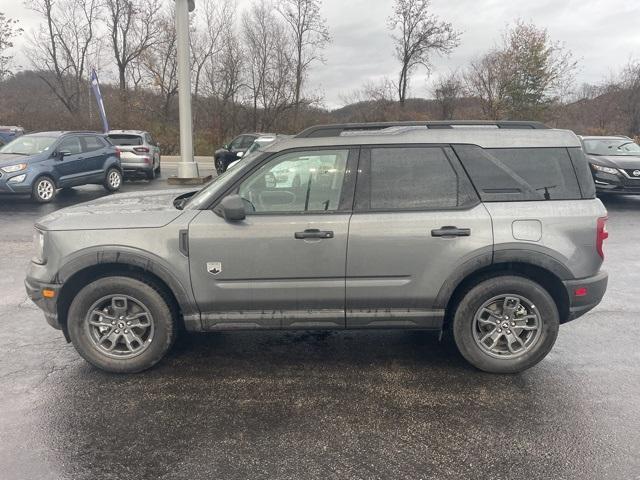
{"left": 90, "top": 69, "right": 110, "bottom": 133}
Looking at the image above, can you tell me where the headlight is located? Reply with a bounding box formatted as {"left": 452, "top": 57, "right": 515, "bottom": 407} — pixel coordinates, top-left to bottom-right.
{"left": 8, "top": 173, "right": 26, "bottom": 183}
{"left": 33, "top": 229, "right": 46, "bottom": 265}
{"left": 590, "top": 164, "right": 619, "bottom": 175}
{"left": 1, "top": 163, "right": 27, "bottom": 173}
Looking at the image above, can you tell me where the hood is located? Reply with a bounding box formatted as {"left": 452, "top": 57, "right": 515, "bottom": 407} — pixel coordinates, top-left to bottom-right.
{"left": 587, "top": 154, "right": 640, "bottom": 169}
{"left": 0, "top": 153, "right": 35, "bottom": 166}
{"left": 37, "top": 189, "right": 195, "bottom": 231}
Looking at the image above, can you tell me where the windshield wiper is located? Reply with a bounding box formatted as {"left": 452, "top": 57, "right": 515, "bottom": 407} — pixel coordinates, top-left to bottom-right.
{"left": 0, "top": 152, "right": 28, "bottom": 155}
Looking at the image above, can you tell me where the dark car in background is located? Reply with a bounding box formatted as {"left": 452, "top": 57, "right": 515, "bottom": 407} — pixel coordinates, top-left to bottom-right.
{"left": 0, "top": 126, "right": 25, "bottom": 145}
{"left": 107, "top": 130, "right": 161, "bottom": 180}
{"left": 214, "top": 133, "right": 271, "bottom": 174}
{"left": 0, "top": 131, "right": 122, "bottom": 203}
{"left": 580, "top": 135, "right": 640, "bottom": 195}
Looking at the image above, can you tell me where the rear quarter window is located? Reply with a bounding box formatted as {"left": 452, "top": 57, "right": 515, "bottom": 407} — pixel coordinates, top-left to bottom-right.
{"left": 453, "top": 145, "right": 584, "bottom": 201}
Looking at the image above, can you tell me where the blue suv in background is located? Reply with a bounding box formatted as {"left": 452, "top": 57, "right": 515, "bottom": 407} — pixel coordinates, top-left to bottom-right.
{"left": 0, "top": 131, "right": 122, "bottom": 203}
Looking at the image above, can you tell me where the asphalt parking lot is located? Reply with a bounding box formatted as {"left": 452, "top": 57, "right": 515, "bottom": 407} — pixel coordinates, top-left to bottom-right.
{"left": 0, "top": 166, "right": 638, "bottom": 480}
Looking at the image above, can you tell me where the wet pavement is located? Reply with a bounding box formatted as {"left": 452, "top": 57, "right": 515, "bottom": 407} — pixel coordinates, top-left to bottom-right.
{"left": 0, "top": 172, "right": 638, "bottom": 479}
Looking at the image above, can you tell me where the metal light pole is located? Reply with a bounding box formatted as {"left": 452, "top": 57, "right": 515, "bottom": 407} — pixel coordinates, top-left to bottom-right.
{"left": 175, "top": 0, "right": 199, "bottom": 179}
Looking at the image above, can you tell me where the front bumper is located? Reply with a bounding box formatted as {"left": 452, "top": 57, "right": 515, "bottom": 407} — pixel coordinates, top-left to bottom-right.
{"left": 593, "top": 170, "right": 640, "bottom": 194}
{"left": 563, "top": 270, "right": 608, "bottom": 322}
{"left": 0, "top": 170, "right": 35, "bottom": 194}
{"left": 25, "top": 277, "right": 62, "bottom": 330}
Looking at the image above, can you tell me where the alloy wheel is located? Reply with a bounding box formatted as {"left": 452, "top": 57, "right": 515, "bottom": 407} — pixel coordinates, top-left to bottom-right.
{"left": 108, "top": 170, "right": 122, "bottom": 189}
{"left": 36, "top": 178, "right": 55, "bottom": 201}
{"left": 85, "top": 295, "right": 155, "bottom": 359}
{"left": 472, "top": 294, "right": 542, "bottom": 359}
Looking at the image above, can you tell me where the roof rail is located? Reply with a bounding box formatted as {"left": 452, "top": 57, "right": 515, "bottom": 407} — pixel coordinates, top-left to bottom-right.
{"left": 295, "top": 121, "right": 549, "bottom": 138}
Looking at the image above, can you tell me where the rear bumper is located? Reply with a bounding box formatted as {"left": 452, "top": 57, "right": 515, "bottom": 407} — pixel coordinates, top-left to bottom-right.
{"left": 24, "top": 277, "right": 62, "bottom": 330}
{"left": 563, "top": 270, "right": 608, "bottom": 322}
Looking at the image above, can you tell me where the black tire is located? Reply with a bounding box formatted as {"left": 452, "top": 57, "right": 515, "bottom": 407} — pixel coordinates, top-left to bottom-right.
{"left": 452, "top": 275, "right": 559, "bottom": 374}
{"left": 67, "top": 276, "right": 177, "bottom": 373}
{"left": 215, "top": 157, "right": 226, "bottom": 175}
{"left": 145, "top": 167, "right": 156, "bottom": 181}
{"left": 31, "top": 176, "right": 57, "bottom": 203}
{"left": 104, "top": 168, "right": 122, "bottom": 192}
{"left": 155, "top": 159, "right": 161, "bottom": 175}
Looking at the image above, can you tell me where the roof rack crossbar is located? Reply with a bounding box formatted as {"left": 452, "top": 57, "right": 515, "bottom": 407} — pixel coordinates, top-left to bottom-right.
{"left": 295, "top": 121, "right": 549, "bottom": 138}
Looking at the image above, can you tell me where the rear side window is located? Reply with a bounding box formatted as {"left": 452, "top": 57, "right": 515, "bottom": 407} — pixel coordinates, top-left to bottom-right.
{"left": 108, "top": 135, "right": 143, "bottom": 146}
{"left": 356, "top": 147, "right": 478, "bottom": 210}
{"left": 453, "top": 145, "right": 582, "bottom": 201}
{"left": 82, "top": 136, "right": 106, "bottom": 152}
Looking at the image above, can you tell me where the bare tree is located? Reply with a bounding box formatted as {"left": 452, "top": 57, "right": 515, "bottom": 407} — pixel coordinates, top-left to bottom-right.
{"left": 141, "top": 7, "right": 178, "bottom": 120}
{"left": 276, "top": 0, "right": 329, "bottom": 127}
{"left": 0, "top": 13, "right": 23, "bottom": 80}
{"left": 387, "top": 0, "right": 459, "bottom": 106}
{"left": 191, "top": 0, "right": 233, "bottom": 128}
{"left": 432, "top": 71, "right": 462, "bottom": 119}
{"left": 26, "top": 0, "right": 101, "bottom": 115}
{"left": 243, "top": 0, "right": 295, "bottom": 131}
{"left": 465, "top": 50, "right": 510, "bottom": 119}
{"left": 105, "top": 0, "right": 162, "bottom": 91}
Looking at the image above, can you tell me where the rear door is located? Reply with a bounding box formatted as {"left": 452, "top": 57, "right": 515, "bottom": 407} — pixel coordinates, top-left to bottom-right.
{"left": 346, "top": 145, "right": 493, "bottom": 329}
{"left": 188, "top": 147, "right": 358, "bottom": 330}
{"left": 80, "top": 135, "right": 109, "bottom": 181}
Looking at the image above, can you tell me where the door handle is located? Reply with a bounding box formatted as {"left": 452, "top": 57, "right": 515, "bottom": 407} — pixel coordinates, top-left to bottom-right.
{"left": 295, "top": 229, "right": 334, "bottom": 239}
{"left": 431, "top": 226, "right": 471, "bottom": 238}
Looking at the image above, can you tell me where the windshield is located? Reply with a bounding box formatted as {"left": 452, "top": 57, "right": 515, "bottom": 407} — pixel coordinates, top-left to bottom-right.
{"left": 0, "top": 135, "right": 58, "bottom": 155}
{"left": 583, "top": 139, "right": 640, "bottom": 156}
{"left": 184, "top": 150, "right": 263, "bottom": 209}
{"left": 108, "top": 134, "right": 143, "bottom": 146}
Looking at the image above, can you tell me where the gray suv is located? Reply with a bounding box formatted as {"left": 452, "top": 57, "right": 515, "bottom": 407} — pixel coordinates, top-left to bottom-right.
{"left": 107, "top": 130, "right": 161, "bottom": 180}
{"left": 25, "top": 121, "right": 609, "bottom": 374}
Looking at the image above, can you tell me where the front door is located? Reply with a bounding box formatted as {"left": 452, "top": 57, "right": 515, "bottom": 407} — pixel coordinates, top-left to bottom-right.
{"left": 53, "top": 135, "right": 88, "bottom": 186}
{"left": 346, "top": 145, "right": 493, "bottom": 328}
{"left": 188, "top": 148, "right": 357, "bottom": 330}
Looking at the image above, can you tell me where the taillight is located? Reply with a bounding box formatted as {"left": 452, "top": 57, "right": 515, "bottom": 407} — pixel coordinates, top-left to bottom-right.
{"left": 134, "top": 146, "right": 150, "bottom": 153}
{"left": 596, "top": 216, "right": 608, "bottom": 259}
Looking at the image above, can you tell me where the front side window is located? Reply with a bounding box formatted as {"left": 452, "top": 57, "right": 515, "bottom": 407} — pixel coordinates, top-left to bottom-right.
{"left": 238, "top": 150, "right": 349, "bottom": 213}
{"left": 57, "top": 136, "right": 83, "bottom": 155}
{"left": 240, "top": 136, "right": 256, "bottom": 149}
{"left": 229, "top": 136, "right": 244, "bottom": 150}
{"left": 358, "top": 147, "right": 476, "bottom": 210}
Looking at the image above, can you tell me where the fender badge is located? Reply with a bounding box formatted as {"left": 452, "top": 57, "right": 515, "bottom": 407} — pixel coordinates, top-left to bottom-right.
{"left": 207, "top": 262, "right": 222, "bottom": 275}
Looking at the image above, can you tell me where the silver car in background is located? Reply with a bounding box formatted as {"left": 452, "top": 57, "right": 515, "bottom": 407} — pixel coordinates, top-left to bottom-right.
{"left": 107, "top": 130, "right": 161, "bottom": 180}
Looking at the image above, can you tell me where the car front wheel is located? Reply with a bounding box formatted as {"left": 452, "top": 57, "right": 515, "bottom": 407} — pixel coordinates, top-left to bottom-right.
{"left": 67, "top": 276, "right": 177, "bottom": 373}
{"left": 32, "top": 176, "right": 57, "bottom": 203}
{"left": 452, "top": 276, "right": 559, "bottom": 374}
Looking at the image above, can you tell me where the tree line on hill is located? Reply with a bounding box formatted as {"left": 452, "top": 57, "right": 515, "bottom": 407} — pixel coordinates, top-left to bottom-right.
{"left": 1, "top": 0, "right": 639, "bottom": 155}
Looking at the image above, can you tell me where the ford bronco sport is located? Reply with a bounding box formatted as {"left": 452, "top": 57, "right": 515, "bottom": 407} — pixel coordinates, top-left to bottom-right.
{"left": 25, "top": 121, "right": 609, "bottom": 374}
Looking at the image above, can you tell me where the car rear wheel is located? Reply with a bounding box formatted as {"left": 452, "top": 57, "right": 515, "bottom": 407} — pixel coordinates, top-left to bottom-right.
{"left": 67, "top": 276, "right": 177, "bottom": 373}
{"left": 452, "top": 276, "right": 559, "bottom": 374}
{"left": 31, "top": 176, "right": 57, "bottom": 203}
{"left": 145, "top": 167, "right": 156, "bottom": 181}
{"left": 104, "top": 168, "right": 122, "bottom": 192}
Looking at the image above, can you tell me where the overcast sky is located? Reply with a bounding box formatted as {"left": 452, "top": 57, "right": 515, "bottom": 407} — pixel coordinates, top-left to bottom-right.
{"left": 3, "top": 0, "right": 640, "bottom": 108}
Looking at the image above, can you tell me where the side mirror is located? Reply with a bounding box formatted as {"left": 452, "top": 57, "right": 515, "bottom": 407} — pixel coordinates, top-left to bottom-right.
{"left": 57, "top": 150, "right": 70, "bottom": 160}
{"left": 214, "top": 194, "right": 246, "bottom": 221}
